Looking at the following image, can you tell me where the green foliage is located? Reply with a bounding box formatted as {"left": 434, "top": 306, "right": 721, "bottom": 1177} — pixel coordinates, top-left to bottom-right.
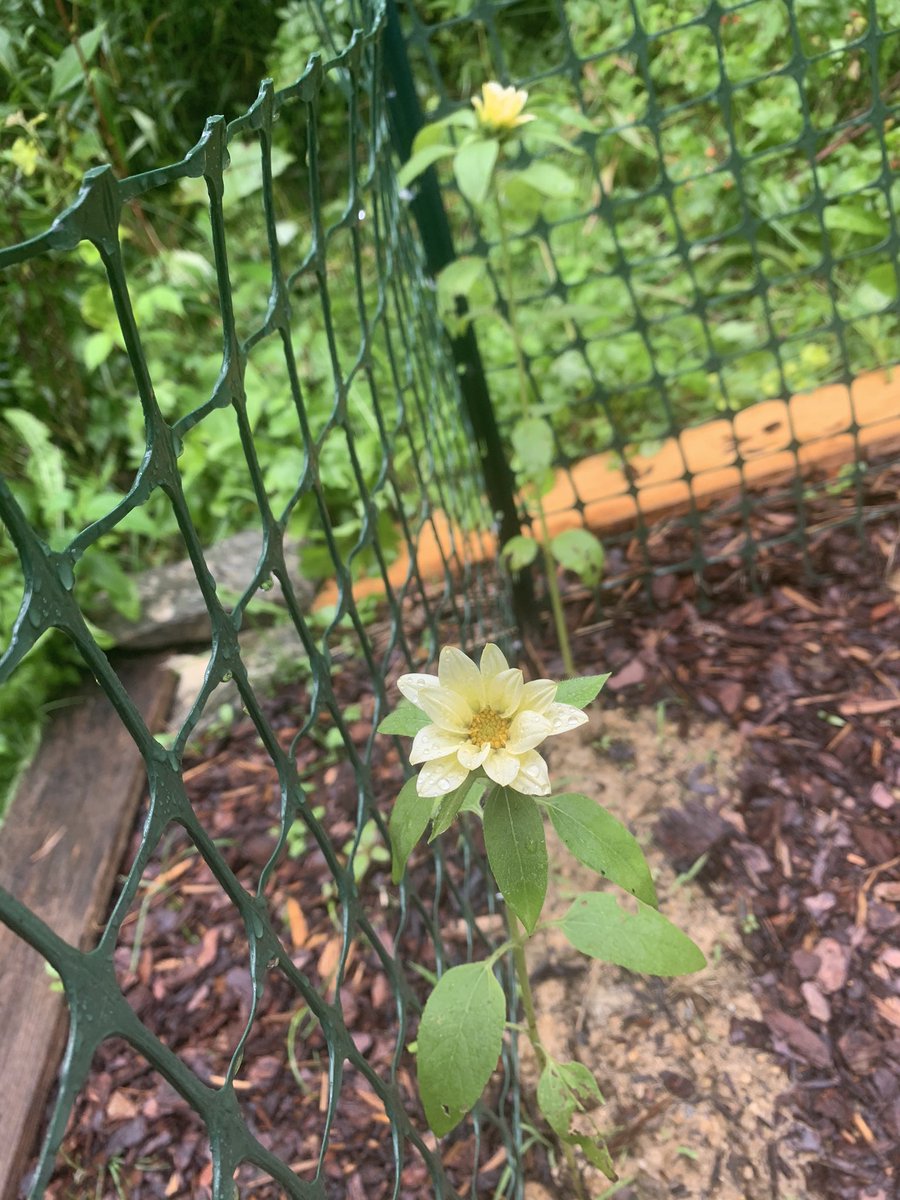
{"left": 483, "top": 786, "right": 548, "bottom": 934}
{"left": 377, "top": 700, "right": 432, "bottom": 737}
{"left": 388, "top": 776, "right": 430, "bottom": 884}
{"left": 561, "top": 892, "right": 706, "bottom": 976}
{"left": 417, "top": 961, "right": 506, "bottom": 1136}
{"left": 554, "top": 673, "right": 610, "bottom": 709}
{"left": 542, "top": 792, "right": 657, "bottom": 906}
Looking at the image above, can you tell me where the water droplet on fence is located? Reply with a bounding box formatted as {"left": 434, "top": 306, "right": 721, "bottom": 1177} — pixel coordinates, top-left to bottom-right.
{"left": 222, "top": 669, "right": 233, "bottom": 682}
{"left": 260, "top": 577, "right": 274, "bottom": 592}
{"left": 250, "top": 912, "right": 264, "bottom": 938}
{"left": 58, "top": 559, "right": 75, "bottom": 590}
{"left": 27, "top": 604, "right": 43, "bottom": 628}
{"left": 267, "top": 955, "right": 279, "bottom": 970}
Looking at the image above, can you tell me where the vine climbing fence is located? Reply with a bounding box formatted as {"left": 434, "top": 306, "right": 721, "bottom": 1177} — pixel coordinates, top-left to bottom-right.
{"left": 1, "top": 0, "right": 900, "bottom": 1197}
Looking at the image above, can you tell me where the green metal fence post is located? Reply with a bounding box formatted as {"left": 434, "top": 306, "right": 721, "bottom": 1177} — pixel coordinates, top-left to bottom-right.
{"left": 382, "top": 0, "right": 536, "bottom": 634}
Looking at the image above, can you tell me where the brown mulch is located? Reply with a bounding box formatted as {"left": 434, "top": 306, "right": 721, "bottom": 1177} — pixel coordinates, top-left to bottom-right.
{"left": 30, "top": 460, "right": 900, "bottom": 1200}
{"left": 543, "top": 459, "right": 899, "bottom": 1200}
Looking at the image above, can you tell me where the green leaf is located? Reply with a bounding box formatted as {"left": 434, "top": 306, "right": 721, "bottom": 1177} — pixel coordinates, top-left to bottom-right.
{"left": 537, "top": 1059, "right": 603, "bottom": 1137}
{"left": 561, "top": 892, "right": 706, "bottom": 976}
{"left": 511, "top": 416, "right": 554, "bottom": 477}
{"left": 550, "top": 529, "right": 605, "bottom": 586}
{"left": 554, "top": 674, "right": 610, "bottom": 709}
{"left": 544, "top": 793, "right": 657, "bottom": 907}
{"left": 377, "top": 699, "right": 431, "bottom": 737}
{"left": 429, "top": 780, "right": 471, "bottom": 841}
{"left": 823, "top": 205, "right": 886, "bottom": 237}
{"left": 437, "top": 256, "right": 487, "bottom": 307}
{"left": 389, "top": 777, "right": 430, "bottom": 884}
{"left": 483, "top": 787, "right": 547, "bottom": 934}
{"left": 515, "top": 161, "right": 577, "bottom": 198}
{"left": 50, "top": 24, "right": 105, "bottom": 101}
{"left": 454, "top": 138, "right": 499, "bottom": 207}
{"left": 569, "top": 1133, "right": 617, "bottom": 1180}
{"left": 397, "top": 142, "right": 456, "bottom": 188}
{"left": 501, "top": 535, "right": 539, "bottom": 572}
{"left": 417, "top": 962, "right": 506, "bottom": 1135}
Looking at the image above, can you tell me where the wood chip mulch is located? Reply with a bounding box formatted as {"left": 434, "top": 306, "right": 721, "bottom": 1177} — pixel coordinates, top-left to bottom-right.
{"left": 549, "top": 459, "right": 900, "bottom": 1200}
{"left": 29, "top": 459, "right": 900, "bottom": 1200}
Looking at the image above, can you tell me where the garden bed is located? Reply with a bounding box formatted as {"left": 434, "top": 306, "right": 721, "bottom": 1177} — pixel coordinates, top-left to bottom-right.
{"left": 19, "top": 463, "right": 900, "bottom": 1200}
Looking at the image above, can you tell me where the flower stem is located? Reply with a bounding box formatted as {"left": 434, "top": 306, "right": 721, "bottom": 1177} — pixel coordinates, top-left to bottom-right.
{"left": 493, "top": 192, "right": 574, "bottom": 676}
{"left": 509, "top": 914, "right": 586, "bottom": 1200}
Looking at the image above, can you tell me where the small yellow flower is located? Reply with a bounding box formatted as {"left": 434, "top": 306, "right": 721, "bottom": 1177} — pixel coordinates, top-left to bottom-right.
{"left": 471, "top": 81, "right": 536, "bottom": 134}
{"left": 398, "top": 644, "right": 587, "bottom": 798}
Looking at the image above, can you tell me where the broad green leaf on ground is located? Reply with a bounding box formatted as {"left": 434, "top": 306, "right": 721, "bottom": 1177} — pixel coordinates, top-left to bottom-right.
{"left": 561, "top": 892, "right": 706, "bottom": 976}
{"left": 550, "top": 528, "right": 605, "bottom": 586}
{"left": 554, "top": 674, "right": 610, "bottom": 709}
{"left": 537, "top": 1058, "right": 604, "bottom": 1138}
{"left": 389, "top": 776, "right": 429, "bottom": 884}
{"left": 483, "top": 787, "right": 547, "bottom": 933}
{"left": 454, "top": 137, "right": 499, "bottom": 207}
{"left": 501, "top": 535, "right": 539, "bottom": 572}
{"left": 377, "top": 699, "right": 431, "bottom": 736}
{"left": 543, "top": 793, "right": 657, "bottom": 907}
{"left": 418, "top": 962, "right": 506, "bottom": 1135}
{"left": 397, "top": 142, "right": 456, "bottom": 188}
{"left": 511, "top": 416, "right": 554, "bottom": 476}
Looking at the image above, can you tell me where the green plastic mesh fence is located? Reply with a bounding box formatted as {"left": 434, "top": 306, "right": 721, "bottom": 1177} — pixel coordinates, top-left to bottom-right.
{"left": 398, "top": 0, "right": 900, "bottom": 594}
{"left": 0, "top": 3, "right": 522, "bottom": 1197}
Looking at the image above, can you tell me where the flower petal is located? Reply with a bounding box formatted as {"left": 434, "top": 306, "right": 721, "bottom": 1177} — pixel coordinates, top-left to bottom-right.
{"left": 415, "top": 686, "right": 474, "bottom": 734}
{"left": 479, "top": 643, "right": 509, "bottom": 679}
{"left": 518, "top": 679, "right": 557, "bottom": 715}
{"left": 483, "top": 748, "right": 521, "bottom": 787}
{"left": 485, "top": 667, "right": 524, "bottom": 717}
{"left": 410, "top": 724, "right": 463, "bottom": 765}
{"left": 506, "top": 710, "right": 551, "bottom": 755}
{"left": 397, "top": 672, "right": 440, "bottom": 706}
{"left": 458, "top": 741, "right": 491, "bottom": 770}
{"left": 416, "top": 754, "right": 469, "bottom": 798}
{"left": 545, "top": 702, "right": 589, "bottom": 736}
{"left": 438, "top": 646, "right": 483, "bottom": 707}
{"left": 511, "top": 750, "right": 551, "bottom": 796}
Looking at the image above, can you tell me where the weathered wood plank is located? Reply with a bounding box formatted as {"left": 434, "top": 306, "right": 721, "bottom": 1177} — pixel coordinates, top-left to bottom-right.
{"left": 0, "top": 656, "right": 176, "bottom": 1200}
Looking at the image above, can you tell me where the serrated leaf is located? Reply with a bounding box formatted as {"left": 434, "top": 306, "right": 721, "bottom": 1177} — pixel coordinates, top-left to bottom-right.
{"left": 551, "top": 528, "right": 605, "bottom": 585}
{"left": 561, "top": 892, "right": 706, "bottom": 976}
{"left": 501, "top": 535, "right": 539, "bottom": 572}
{"left": 50, "top": 24, "right": 105, "bottom": 101}
{"left": 483, "top": 787, "right": 547, "bottom": 933}
{"left": 554, "top": 674, "right": 610, "bottom": 709}
{"left": 389, "top": 777, "right": 430, "bottom": 884}
{"left": 511, "top": 416, "right": 554, "bottom": 476}
{"left": 377, "top": 699, "right": 431, "bottom": 736}
{"left": 454, "top": 137, "right": 499, "bottom": 207}
{"left": 544, "top": 793, "right": 657, "bottom": 907}
{"left": 418, "top": 962, "right": 506, "bottom": 1135}
{"left": 397, "top": 142, "right": 456, "bottom": 188}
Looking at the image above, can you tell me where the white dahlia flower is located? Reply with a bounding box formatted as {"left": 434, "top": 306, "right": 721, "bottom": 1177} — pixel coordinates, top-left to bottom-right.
{"left": 398, "top": 644, "right": 588, "bottom": 798}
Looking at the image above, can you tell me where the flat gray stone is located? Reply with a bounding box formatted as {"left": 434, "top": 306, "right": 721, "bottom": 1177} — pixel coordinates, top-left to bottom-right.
{"left": 96, "top": 529, "right": 313, "bottom": 650}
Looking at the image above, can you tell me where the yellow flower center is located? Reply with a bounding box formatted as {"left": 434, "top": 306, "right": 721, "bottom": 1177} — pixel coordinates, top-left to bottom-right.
{"left": 468, "top": 707, "right": 511, "bottom": 749}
